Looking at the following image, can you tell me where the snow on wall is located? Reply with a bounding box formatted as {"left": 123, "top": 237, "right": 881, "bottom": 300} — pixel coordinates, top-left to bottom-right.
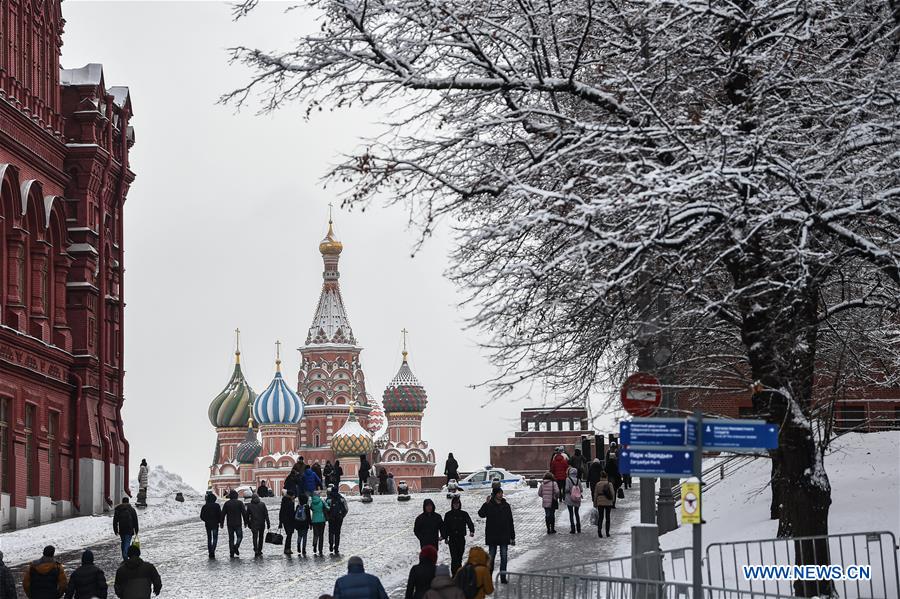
{"left": 129, "top": 464, "right": 201, "bottom": 499}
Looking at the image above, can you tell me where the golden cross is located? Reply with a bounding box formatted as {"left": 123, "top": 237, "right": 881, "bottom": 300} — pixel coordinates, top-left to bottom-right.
{"left": 275, "top": 339, "right": 282, "bottom": 362}
{"left": 328, "top": 202, "right": 333, "bottom": 224}
{"left": 235, "top": 328, "right": 241, "bottom": 353}
{"left": 401, "top": 328, "right": 408, "bottom": 352}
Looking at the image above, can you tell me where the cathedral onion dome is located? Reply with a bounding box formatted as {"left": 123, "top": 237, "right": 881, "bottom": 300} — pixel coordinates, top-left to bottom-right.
{"left": 319, "top": 218, "right": 343, "bottom": 256}
{"left": 382, "top": 349, "right": 428, "bottom": 413}
{"left": 208, "top": 337, "right": 257, "bottom": 428}
{"left": 331, "top": 404, "right": 374, "bottom": 457}
{"left": 365, "top": 392, "right": 386, "bottom": 436}
{"left": 235, "top": 419, "right": 262, "bottom": 464}
{"left": 253, "top": 343, "right": 304, "bottom": 425}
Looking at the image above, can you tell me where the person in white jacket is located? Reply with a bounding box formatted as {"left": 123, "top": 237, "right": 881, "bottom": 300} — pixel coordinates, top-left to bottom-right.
{"left": 137, "top": 459, "right": 149, "bottom": 506}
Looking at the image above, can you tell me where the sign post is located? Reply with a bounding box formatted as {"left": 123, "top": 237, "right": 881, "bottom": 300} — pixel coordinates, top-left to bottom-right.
{"left": 680, "top": 478, "right": 701, "bottom": 525}
{"left": 692, "top": 410, "right": 703, "bottom": 599}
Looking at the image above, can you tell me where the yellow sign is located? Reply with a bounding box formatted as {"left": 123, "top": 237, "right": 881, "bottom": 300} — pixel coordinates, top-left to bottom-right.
{"left": 681, "top": 479, "right": 701, "bottom": 524}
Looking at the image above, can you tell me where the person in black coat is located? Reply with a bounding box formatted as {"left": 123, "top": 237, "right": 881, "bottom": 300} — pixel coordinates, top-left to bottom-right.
{"left": 442, "top": 495, "right": 475, "bottom": 575}
{"left": 64, "top": 550, "right": 107, "bottom": 599}
{"left": 256, "top": 480, "right": 270, "bottom": 498}
{"left": 477, "top": 488, "right": 515, "bottom": 583}
{"left": 199, "top": 492, "right": 223, "bottom": 558}
{"left": 247, "top": 494, "right": 271, "bottom": 557}
{"left": 331, "top": 460, "right": 344, "bottom": 487}
{"left": 413, "top": 498, "right": 443, "bottom": 551}
{"left": 0, "top": 550, "right": 16, "bottom": 599}
{"left": 404, "top": 545, "right": 437, "bottom": 599}
{"left": 587, "top": 458, "right": 605, "bottom": 503}
{"left": 605, "top": 443, "right": 622, "bottom": 504}
{"left": 279, "top": 492, "right": 297, "bottom": 555}
{"left": 312, "top": 463, "right": 325, "bottom": 490}
{"left": 358, "top": 455, "right": 371, "bottom": 490}
{"left": 112, "top": 497, "right": 139, "bottom": 561}
{"left": 443, "top": 453, "right": 459, "bottom": 483}
{"left": 377, "top": 468, "right": 388, "bottom": 494}
{"left": 220, "top": 489, "right": 249, "bottom": 558}
{"left": 323, "top": 461, "right": 333, "bottom": 486}
{"left": 569, "top": 448, "right": 586, "bottom": 478}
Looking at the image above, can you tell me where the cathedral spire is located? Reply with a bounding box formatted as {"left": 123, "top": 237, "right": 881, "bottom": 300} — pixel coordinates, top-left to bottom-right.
{"left": 306, "top": 210, "right": 357, "bottom": 346}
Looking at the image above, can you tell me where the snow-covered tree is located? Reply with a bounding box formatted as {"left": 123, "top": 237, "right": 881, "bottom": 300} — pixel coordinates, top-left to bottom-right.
{"left": 227, "top": 1, "right": 900, "bottom": 591}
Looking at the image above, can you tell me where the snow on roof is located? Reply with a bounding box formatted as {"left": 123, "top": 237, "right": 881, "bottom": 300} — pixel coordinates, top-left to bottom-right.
{"left": 60, "top": 63, "right": 103, "bottom": 87}
{"left": 108, "top": 86, "right": 129, "bottom": 107}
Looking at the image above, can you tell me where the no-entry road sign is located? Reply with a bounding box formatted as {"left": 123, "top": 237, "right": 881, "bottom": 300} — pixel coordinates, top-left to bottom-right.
{"left": 620, "top": 448, "right": 694, "bottom": 477}
{"left": 620, "top": 372, "right": 662, "bottom": 417}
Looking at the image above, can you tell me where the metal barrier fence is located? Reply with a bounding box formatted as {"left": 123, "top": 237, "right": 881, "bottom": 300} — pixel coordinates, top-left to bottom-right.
{"left": 495, "top": 572, "right": 795, "bottom": 599}
{"left": 530, "top": 547, "right": 693, "bottom": 582}
{"left": 706, "top": 531, "right": 900, "bottom": 599}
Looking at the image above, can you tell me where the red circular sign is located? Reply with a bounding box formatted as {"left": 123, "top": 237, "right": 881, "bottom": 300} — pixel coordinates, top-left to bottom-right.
{"left": 621, "top": 372, "right": 662, "bottom": 417}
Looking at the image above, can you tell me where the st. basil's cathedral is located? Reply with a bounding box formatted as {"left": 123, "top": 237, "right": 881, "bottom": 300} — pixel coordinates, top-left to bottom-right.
{"left": 207, "top": 218, "right": 436, "bottom": 495}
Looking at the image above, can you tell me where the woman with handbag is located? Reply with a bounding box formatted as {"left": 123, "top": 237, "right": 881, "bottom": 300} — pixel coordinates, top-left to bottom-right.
{"left": 593, "top": 472, "right": 615, "bottom": 538}
{"left": 537, "top": 472, "right": 558, "bottom": 534}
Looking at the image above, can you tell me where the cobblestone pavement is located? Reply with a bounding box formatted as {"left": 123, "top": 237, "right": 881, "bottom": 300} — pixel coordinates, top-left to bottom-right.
{"left": 10, "top": 483, "right": 644, "bottom": 598}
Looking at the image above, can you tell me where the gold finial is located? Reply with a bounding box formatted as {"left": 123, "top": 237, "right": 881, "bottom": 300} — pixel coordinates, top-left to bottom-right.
{"left": 401, "top": 328, "right": 409, "bottom": 362}
{"left": 234, "top": 328, "right": 241, "bottom": 364}
{"left": 319, "top": 204, "right": 344, "bottom": 255}
{"left": 247, "top": 416, "right": 254, "bottom": 428}
{"left": 275, "top": 340, "right": 282, "bottom": 372}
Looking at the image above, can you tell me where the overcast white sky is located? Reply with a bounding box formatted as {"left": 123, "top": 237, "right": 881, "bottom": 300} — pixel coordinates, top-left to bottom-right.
{"left": 60, "top": 1, "right": 616, "bottom": 491}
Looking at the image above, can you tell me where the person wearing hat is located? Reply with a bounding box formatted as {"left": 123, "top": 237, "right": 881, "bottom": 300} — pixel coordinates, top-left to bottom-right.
{"left": 477, "top": 488, "right": 515, "bottom": 584}
{"left": 549, "top": 447, "right": 569, "bottom": 504}
{"left": 114, "top": 546, "right": 161, "bottom": 599}
{"left": 64, "top": 550, "right": 107, "bottom": 599}
{"left": 423, "top": 564, "right": 464, "bottom": 599}
{"left": 23, "top": 545, "right": 67, "bottom": 599}
{"left": 113, "top": 496, "right": 139, "bottom": 561}
{"left": 405, "top": 545, "right": 437, "bottom": 599}
{"left": 441, "top": 496, "right": 475, "bottom": 575}
{"left": 332, "top": 556, "right": 389, "bottom": 599}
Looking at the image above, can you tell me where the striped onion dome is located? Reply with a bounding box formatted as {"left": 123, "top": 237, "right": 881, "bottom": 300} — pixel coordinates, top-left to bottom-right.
{"left": 382, "top": 350, "right": 428, "bottom": 413}
{"left": 365, "top": 392, "right": 387, "bottom": 437}
{"left": 208, "top": 348, "right": 257, "bottom": 428}
{"left": 253, "top": 351, "right": 304, "bottom": 425}
{"left": 235, "top": 420, "right": 262, "bottom": 464}
{"left": 331, "top": 405, "right": 374, "bottom": 457}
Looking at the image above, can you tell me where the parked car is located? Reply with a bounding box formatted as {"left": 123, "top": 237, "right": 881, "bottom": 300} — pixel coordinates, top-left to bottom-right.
{"left": 443, "top": 466, "right": 526, "bottom": 493}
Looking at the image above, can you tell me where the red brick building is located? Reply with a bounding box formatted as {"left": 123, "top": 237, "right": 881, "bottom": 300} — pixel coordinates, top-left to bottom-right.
{"left": 0, "top": 0, "right": 135, "bottom": 528}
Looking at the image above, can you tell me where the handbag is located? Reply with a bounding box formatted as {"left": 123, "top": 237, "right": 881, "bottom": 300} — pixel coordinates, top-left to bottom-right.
{"left": 130, "top": 534, "right": 140, "bottom": 550}
{"left": 265, "top": 531, "right": 284, "bottom": 545}
{"left": 617, "top": 486, "right": 625, "bottom": 499}
{"left": 550, "top": 496, "right": 559, "bottom": 510}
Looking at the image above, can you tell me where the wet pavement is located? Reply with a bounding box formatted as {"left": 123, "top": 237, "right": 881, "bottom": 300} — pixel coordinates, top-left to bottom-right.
{"left": 9, "top": 484, "right": 643, "bottom": 597}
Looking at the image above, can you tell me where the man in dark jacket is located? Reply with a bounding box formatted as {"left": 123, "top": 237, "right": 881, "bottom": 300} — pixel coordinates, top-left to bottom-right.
{"left": 326, "top": 487, "right": 348, "bottom": 555}
{"left": 257, "top": 480, "right": 270, "bottom": 498}
{"left": 413, "top": 499, "right": 443, "bottom": 551}
{"left": 605, "top": 443, "right": 622, "bottom": 505}
{"left": 279, "top": 491, "right": 297, "bottom": 555}
{"left": 200, "top": 491, "right": 223, "bottom": 558}
{"left": 333, "top": 556, "right": 388, "bottom": 599}
{"left": 113, "top": 497, "right": 139, "bottom": 561}
{"left": 0, "top": 551, "right": 16, "bottom": 599}
{"left": 377, "top": 468, "right": 388, "bottom": 495}
{"left": 64, "top": 550, "right": 106, "bottom": 599}
{"left": 477, "top": 488, "right": 515, "bottom": 584}
{"left": 247, "top": 493, "right": 271, "bottom": 556}
{"left": 443, "top": 453, "right": 459, "bottom": 484}
{"left": 220, "top": 489, "right": 249, "bottom": 558}
{"left": 113, "top": 546, "right": 161, "bottom": 599}
{"left": 569, "top": 448, "right": 586, "bottom": 478}
{"left": 587, "top": 458, "right": 605, "bottom": 503}
{"left": 23, "top": 546, "right": 67, "bottom": 599}
{"left": 404, "top": 545, "right": 437, "bottom": 599}
{"left": 442, "top": 495, "right": 475, "bottom": 575}
{"left": 358, "top": 455, "right": 371, "bottom": 490}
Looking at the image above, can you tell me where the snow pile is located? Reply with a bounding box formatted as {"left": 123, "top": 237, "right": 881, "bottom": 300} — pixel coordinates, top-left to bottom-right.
{"left": 129, "top": 464, "right": 201, "bottom": 499}
{"left": 661, "top": 430, "right": 900, "bottom": 549}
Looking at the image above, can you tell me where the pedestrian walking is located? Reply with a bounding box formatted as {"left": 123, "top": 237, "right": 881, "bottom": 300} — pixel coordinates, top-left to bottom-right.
{"left": 386, "top": 473, "right": 397, "bottom": 495}
{"left": 113, "top": 497, "right": 139, "bottom": 561}
{"left": 377, "top": 468, "right": 388, "bottom": 494}
{"left": 64, "top": 550, "right": 106, "bottom": 599}
{"left": 332, "top": 556, "right": 389, "bottom": 599}
{"left": 247, "top": 493, "right": 271, "bottom": 556}
{"left": 564, "top": 467, "right": 583, "bottom": 534}
{"left": 23, "top": 546, "right": 67, "bottom": 599}
{"left": 414, "top": 498, "right": 444, "bottom": 551}
{"left": 605, "top": 443, "right": 622, "bottom": 505}
{"left": 443, "top": 453, "right": 459, "bottom": 484}
{"left": 284, "top": 463, "right": 303, "bottom": 497}
{"left": 294, "top": 491, "right": 312, "bottom": 556}
{"left": 0, "top": 551, "right": 16, "bottom": 599}
{"left": 593, "top": 472, "right": 615, "bottom": 537}
{"left": 326, "top": 486, "right": 349, "bottom": 555}
{"left": 331, "top": 460, "right": 344, "bottom": 487}
{"left": 113, "top": 546, "right": 161, "bottom": 599}
{"left": 423, "top": 564, "right": 464, "bottom": 599}
{"left": 220, "top": 489, "right": 249, "bottom": 558}
{"left": 549, "top": 447, "right": 569, "bottom": 502}
{"left": 304, "top": 464, "right": 322, "bottom": 494}
{"left": 476, "top": 488, "right": 515, "bottom": 584}
{"left": 323, "top": 461, "right": 334, "bottom": 485}
{"left": 200, "top": 491, "right": 223, "bottom": 558}
{"left": 310, "top": 492, "right": 327, "bottom": 556}
{"left": 359, "top": 455, "right": 371, "bottom": 490}
{"left": 587, "top": 458, "right": 604, "bottom": 503}
{"left": 257, "top": 480, "right": 270, "bottom": 498}
{"left": 405, "top": 545, "right": 437, "bottom": 599}
{"left": 623, "top": 474, "right": 633, "bottom": 489}
{"left": 279, "top": 491, "right": 297, "bottom": 555}
{"left": 455, "top": 546, "right": 493, "bottom": 599}
{"left": 569, "top": 448, "right": 586, "bottom": 478}
{"left": 537, "top": 472, "right": 559, "bottom": 534}
{"left": 441, "top": 496, "right": 475, "bottom": 575}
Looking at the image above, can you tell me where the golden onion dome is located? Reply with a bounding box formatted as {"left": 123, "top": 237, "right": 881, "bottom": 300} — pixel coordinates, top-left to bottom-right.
{"left": 330, "top": 405, "right": 374, "bottom": 457}
{"left": 319, "top": 219, "right": 343, "bottom": 256}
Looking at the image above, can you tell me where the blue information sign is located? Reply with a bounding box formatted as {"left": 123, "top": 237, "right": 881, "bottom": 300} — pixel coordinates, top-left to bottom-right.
{"left": 620, "top": 419, "right": 695, "bottom": 447}
{"left": 620, "top": 448, "right": 694, "bottom": 477}
{"left": 702, "top": 420, "right": 778, "bottom": 451}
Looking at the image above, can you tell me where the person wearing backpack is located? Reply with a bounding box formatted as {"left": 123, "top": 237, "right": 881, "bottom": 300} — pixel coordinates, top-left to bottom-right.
{"left": 199, "top": 491, "right": 223, "bottom": 558}
{"left": 537, "top": 472, "right": 559, "bottom": 534}
{"left": 442, "top": 496, "right": 475, "bottom": 575}
{"left": 294, "top": 492, "right": 312, "bottom": 556}
{"left": 454, "top": 546, "right": 493, "bottom": 599}
{"left": 564, "top": 467, "right": 583, "bottom": 534}
{"left": 476, "top": 488, "right": 515, "bottom": 584}
{"left": 414, "top": 498, "right": 444, "bottom": 551}
{"left": 593, "top": 471, "right": 614, "bottom": 537}
{"left": 325, "top": 487, "right": 348, "bottom": 555}
{"left": 113, "top": 497, "right": 139, "bottom": 561}
{"left": 279, "top": 491, "right": 297, "bottom": 555}
{"left": 310, "top": 492, "right": 327, "bottom": 556}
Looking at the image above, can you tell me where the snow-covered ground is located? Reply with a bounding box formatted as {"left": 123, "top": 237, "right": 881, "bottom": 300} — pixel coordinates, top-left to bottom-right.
{"left": 130, "top": 464, "right": 202, "bottom": 499}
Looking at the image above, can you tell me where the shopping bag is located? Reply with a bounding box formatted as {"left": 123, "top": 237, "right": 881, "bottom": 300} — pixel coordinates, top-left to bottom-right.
{"left": 265, "top": 531, "right": 284, "bottom": 545}
{"left": 131, "top": 534, "right": 140, "bottom": 550}
{"left": 589, "top": 507, "right": 599, "bottom": 526}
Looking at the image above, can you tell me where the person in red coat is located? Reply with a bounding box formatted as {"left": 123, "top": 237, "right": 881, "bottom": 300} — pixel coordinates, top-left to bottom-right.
{"left": 549, "top": 447, "right": 570, "bottom": 504}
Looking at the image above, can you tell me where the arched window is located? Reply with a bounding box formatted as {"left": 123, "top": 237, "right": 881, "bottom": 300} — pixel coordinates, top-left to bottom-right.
{"left": 314, "top": 430, "right": 321, "bottom": 447}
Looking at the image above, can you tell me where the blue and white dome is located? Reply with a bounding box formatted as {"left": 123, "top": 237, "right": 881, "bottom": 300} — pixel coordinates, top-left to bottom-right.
{"left": 253, "top": 351, "right": 303, "bottom": 425}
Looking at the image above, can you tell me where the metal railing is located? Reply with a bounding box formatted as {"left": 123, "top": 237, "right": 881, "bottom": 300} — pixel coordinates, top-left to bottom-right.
{"left": 671, "top": 454, "right": 759, "bottom": 506}
{"left": 530, "top": 547, "right": 694, "bottom": 582}
{"left": 495, "top": 572, "right": 794, "bottom": 599}
{"left": 706, "top": 531, "right": 900, "bottom": 599}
